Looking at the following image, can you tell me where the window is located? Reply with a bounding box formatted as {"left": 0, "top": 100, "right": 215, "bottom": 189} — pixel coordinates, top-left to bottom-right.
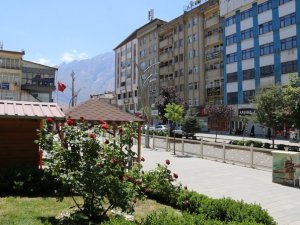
{"left": 123, "top": 93, "right": 127, "bottom": 98}
{"left": 258, "top": 1, "right": 272, "bottom": 14}
{"left": 241, "top": 28, "right": 253, "bottom": 40}
{"left": 179, "top": 69, "right": 184, "bottom": 76}
{"left": 260, "top": 43, "right": 274, "bottom": 56}
{"left": 281, "top": 36, "right": 297, "bottom": 51}
{"left": 242, "top": 69, "right": 255, "bottom": 80}
{"left": 128, "top": 91, "right": 132, "bottom": 97}
{"left": 227, "top": 92, "right": 238, "bottom": 104}
{"left": 226, "top": 53, "right": 237, "bottom": 64}
{"left": 139, "top": 50, "right": 145, "bottom": 57}
{"left": 243, "top": 90, "right": 255, "bottom": 104}
{"left": 260, "top": 65, "right": 274, "bottom": 77}
{"left": 241, "top": 8, "right": 253, "bottom": 21}
{"left": 279, "top": 0, "right": 293, "bottom": 5}
{"left": 226, "top": 34, "right": 237, "bottom": 45}
{"left": 227, "top": 72, "right": 238, "bottom": 83}
{"left": 135, "top": 90, "right": 138, "bottom": 96}
{"left": 118, "top": 94, "right": 121, "bottom": 99}
{"left": 259, "top": 21, "right": 273, "bottom": 34}
{"left": 180, "top": 84, "right": 184, "bottom": 91}
{"left": 280, "top": 13, "right": 296, "bottom": 28}
{"left": 179, "top": 54, "right": 184, "bottom": 62}
{"left": 226, "top": 15, "right": 236, "bottom": 26}
{"left": 179, "top": 39, "right": 184, "bottom": 47}
{"left": 242, "top": 48, "right": 254, "bottom": 60}
{"left": 194, "top": 82, "right": 198, "bottom": 90}
{"left": 281, "top": 60, "right": 298, "bottom": 74}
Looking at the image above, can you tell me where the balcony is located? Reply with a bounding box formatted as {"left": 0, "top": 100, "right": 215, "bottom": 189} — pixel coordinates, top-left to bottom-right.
{"left": 205, "top": 16, "right": 219, "bottom": 29}
{"left": 159, "top": 52, "right": 173, "bottom": 62}
{"left": 160, "top": 65, "right": 174, "bottom": 75}
{"left": 205, "top": 33, "right": 220, "bottom": 46}
{"left": 21, "top": 78, "right": 55, "bottom": 92}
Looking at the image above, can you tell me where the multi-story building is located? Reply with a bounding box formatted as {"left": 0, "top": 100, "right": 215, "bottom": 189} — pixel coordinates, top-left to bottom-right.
{"left": 220, "top": 0, "right": 299, "bottom": 136}
{"left": 0, "top": 49, "right": 57, "bottom": 102}
{"left": 158, "top": 0, "right": 221, "bottom": 122}
{"left": 114, "top": 19, "right": 165, "bottom": 114}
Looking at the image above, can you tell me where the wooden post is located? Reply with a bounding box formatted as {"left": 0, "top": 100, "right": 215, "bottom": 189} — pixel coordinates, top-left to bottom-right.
{"left": 137, "top": 123, "right": 142, "bottom": 162}
{"left": 152, "top": 133, "right": 155, "bottom": 150}
{"left": 250, "top": 143, "right": 254, "bottom": 168}
{"left": 181, "top": 136, "right": 184, "bottom": 155}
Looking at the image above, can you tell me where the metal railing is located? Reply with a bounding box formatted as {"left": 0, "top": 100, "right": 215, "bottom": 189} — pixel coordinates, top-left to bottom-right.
{"left": 141, "top": 134, "right": 273, "bottom": 171}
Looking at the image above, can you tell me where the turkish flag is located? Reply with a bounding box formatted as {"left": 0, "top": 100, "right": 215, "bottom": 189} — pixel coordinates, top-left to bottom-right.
{"left": 57, "top": 81, "right": 66, "bottom": 92}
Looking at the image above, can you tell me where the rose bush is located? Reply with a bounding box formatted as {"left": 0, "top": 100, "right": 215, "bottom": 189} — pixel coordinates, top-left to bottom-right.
{"left": 38, "top": 118, "right": 144, "bottom": 222}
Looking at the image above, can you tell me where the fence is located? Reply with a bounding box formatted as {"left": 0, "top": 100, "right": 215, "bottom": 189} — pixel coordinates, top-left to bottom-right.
{"left": 141, "top": 134, "right": 273, "bottom": 171}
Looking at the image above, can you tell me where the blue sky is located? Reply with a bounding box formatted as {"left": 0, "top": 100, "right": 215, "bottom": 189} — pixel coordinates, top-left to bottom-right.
{"left": 1, "top": 0, "right": 193, "bottom": 66}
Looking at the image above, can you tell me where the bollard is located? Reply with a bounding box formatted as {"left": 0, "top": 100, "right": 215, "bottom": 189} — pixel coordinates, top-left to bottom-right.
{"left": 152, "top": 133, "right": 155, "bottom": 150}
{"left": 250, "top": 143, "right": 254, "bottom": 168}
{"left": 200, "top": 138, "right": 203, "bottom": 158}
{"left": 222, "top": 141, "right": 226, "bottom": 163}
{"left": 181, "top": 136, "right": 184, "bottom": 155}
{"left": 166, "top": 135, "right": 169, "bottom": 152}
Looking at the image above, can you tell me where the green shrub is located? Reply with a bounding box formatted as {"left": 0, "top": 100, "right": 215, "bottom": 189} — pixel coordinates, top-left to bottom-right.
{"left": 263, "top": 143, "right": 271, "bottom": 149}
{"left": 102, "top": 216, "right": 135, "bottom": 225}
{"left": 0, "top": 168, "right": 62, "bottom": 196}
{"left": 237, "top": 140, "right": 245, "bottom": 146}
{"left": 277, "top": 144, "right": 286, "bottom": 150}
{"left": 252, "top": 141, "right": 263, "bottom": 148}
{"left": 231, "top": 140, "right": 239, "bottom": 145}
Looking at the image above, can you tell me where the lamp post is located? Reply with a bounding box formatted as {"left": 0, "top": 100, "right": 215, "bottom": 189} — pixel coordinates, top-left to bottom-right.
{"left": 137, "top": 62, "right": 160, "bottom": 148}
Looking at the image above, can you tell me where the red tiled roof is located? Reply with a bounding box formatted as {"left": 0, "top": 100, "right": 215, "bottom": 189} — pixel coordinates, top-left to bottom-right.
{"left": 0, "top": 100, "right": 65, "bottom": 119}
{"left": 65, "top": 99, "right": 143, "bottom": 123}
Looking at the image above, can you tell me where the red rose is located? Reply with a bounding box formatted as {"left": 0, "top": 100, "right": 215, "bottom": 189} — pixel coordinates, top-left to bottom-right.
{"left": 101, "top": 123, "right": 108, "bottom": 130}
{"left": 110, "top": 158, "right": 118, "bottom": 164}
{"left": 104, "top": 139, "right": 109, "bottom": 144}
{"left": 144, "top": 188, "right": 152, "bottom": 193}
{"left": 141, "top": 157, "right": 145, "bottom": 162}
{"left": 127, "top": 175, "right": 132, "bottom": 181}
{"left": 46, "top": 117, "right": 54, "bottom": 123}
{"left": 173, "top": 173, "right": 178, "bottom": 179}
{"left": 68, "top": 116, "right": 71, "bottom": 119}
{"left": 119, "top": 175, "right": 124, "bottom": 182}
{"left": 165, "top": 159, "right": 170, "bottom": 165}
{"left": 90, "top": 133, "right": 96, "bottom": 139}
{"left": 80, "top": 116, "right": 84, "bottom": 121}
{"left": 119, "top": 128, "right": 124, "bottom": 133}
{"left": 100, "top": 120, "right": 106, "bottom": 124}
{"left": 67, "top": 119, "right": 74, "bottom": 126}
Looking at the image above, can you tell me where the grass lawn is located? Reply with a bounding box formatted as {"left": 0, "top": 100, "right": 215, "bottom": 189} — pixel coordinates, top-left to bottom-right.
{"left": 0, "top": 196, "right": 177, "bottom": 225}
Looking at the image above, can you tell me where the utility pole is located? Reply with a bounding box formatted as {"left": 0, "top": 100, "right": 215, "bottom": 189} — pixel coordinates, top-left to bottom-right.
{"left": 71, "top": 71, "right": 75, "bottom": 107}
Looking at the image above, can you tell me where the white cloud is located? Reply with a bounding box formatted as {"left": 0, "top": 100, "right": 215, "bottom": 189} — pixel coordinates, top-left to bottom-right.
{"left": 60, "top": 49, "right": 89, "bottom": 63}
{"left": 35, "top": 58, "right": 51, "bottom": 65}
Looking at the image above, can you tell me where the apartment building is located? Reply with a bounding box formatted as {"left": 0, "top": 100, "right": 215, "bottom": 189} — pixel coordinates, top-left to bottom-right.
{"left": 220, "top": 0, "right": 300, "bottom": 135}
{"left": 0, "top": 50, "right": 56, "bottom": 102}
{"left": 114, "top": 19, "right": 165, "bottom": 114}
{"left": 158, "top": 0, "right": 222, "bottom": 119}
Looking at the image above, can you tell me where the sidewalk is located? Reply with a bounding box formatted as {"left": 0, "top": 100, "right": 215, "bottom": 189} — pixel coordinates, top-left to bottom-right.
{"left": 195, "top": 132, "right": 300, "bottom": 147}
{"left": 140, "top": 147, "right": 300, "bottom": 225}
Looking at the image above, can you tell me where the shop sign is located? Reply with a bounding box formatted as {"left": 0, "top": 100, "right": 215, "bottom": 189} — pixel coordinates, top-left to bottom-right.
{"left": 1, "top": 83, "right": 9, "bottom": 90}
{"left": 238, "top": 108, "right": 254, "bottom": 116}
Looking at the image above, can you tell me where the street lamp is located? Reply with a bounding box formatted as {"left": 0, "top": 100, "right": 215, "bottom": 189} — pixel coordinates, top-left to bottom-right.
{"left": 137, "top": 62, "right": 160, "bottom": 148}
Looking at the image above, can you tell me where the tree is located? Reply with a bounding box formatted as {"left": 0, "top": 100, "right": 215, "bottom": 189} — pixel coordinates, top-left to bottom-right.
{"left": 182, "top": 116, "right": 202, "bottom": 139}
{"left": 164, "top": 103, "right": 184, "bottom": 155}
{"left": 206, "top": 104, "right": 234, "bottom": 142}
{"left": 38, "top": 119, "right": 144, "bottom": 222}
{"left": 252, "top": 75, "right": 300, "bottom": 146}
{"left": 156, "top": 87, "right": 186, "bottom": 124}
{"left": 251, "top": 85, "right": 287, "bottom": 147}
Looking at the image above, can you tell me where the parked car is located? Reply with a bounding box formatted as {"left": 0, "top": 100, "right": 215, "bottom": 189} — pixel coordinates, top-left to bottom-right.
{"left": 171, "top": 126, "right": 185, "bottom": 138}
{"left": 155, "top": 125, "right": 169, "bottom": 132}
{"left": 142, "top": 124, "right": 155, "bottom": 132}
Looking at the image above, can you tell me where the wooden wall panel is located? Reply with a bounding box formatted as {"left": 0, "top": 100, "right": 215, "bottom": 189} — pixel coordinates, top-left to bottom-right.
{"left": 0, "top": 119, "right": 40, "bottom": 168}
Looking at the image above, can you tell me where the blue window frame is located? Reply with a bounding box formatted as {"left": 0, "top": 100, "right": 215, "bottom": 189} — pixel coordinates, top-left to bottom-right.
{"left": 243, "top": 90, "right": 255, "bottom": 104}
{"left": 226, "top": 15, "right": 236, "bottom": 26}
{"left": 241, "top": 28, "right": 253, "bottom": 40}
{"left": 281, "top": 60, "right": 298, "bottom": 74}
{"left": 226, "top": 34, "right": 237, "bottom": 45}
{"left": 241, "top": 8, "right": 253, "bottom": 21}
{"left": 279, "top": 0, "right": 293, "bottom": 5}
{"left": 280, "top": 13, "right": 296, "bottom": 28}
{"left": 242, "top": 69, "right": 255, "bottom": 80}
{"left": 258, "top": 1, "right": 272, "bottom": 14}
{"left": 260, "top": 65, "right": 274, "bottom": 78}
{"left": 227, "top": 92, "right": 238, "bottom": 104}
{"left": 281, "top": 36, "right": 297, "bottom": 51}
{"left": 260, "top": 43, "right": 274, "bottom": 56}
{"left": 242, "top": 48, "right": 254, "bottom": 60}
{"left": 259, "top": 21, "right": 273, "bottom": 35}
{"left": 226, "top": 53, "right": 237, "bottom": 64}
{"left": 227, "top": 72, "right": 238, "bottom": 83}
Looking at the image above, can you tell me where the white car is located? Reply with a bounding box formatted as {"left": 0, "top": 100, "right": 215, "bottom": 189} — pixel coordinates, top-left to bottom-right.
{"left": 155, "top": 125, "right": 169, "bottom": 132}
{"left": 142, "top": 124, "right": 155, "bottom": 131}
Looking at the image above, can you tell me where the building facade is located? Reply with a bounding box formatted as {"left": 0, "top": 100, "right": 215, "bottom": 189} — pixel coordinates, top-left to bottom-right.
{"left": 0, "top": 50, "right": 57, "bottom": 102}
{"left": 220, "top": 0, "right": 300, "bottom": 136}
{"left": 157, "top": 0, "right": 221, "bottom": 123}
{"left": 114, "top": 19, "right": 165, "bottom": 114}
